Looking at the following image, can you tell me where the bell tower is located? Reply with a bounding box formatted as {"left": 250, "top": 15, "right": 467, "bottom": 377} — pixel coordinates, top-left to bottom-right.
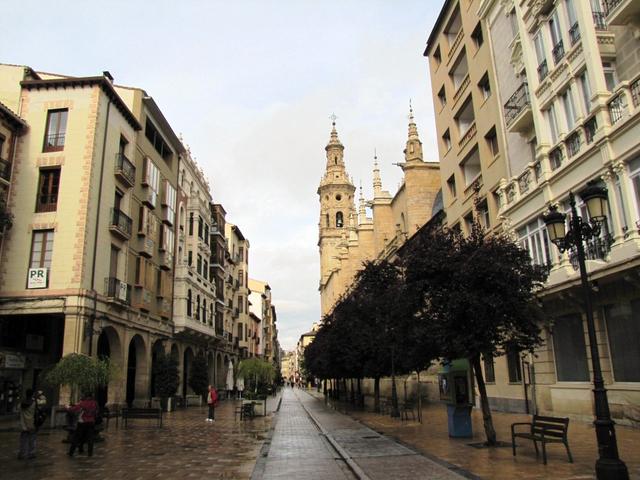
{"left": 317, "top": 119, "right": 356, "bottom": 305}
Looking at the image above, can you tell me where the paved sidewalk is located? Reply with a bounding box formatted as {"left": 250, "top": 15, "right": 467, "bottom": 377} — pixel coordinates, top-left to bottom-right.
{"left": 255, "top": 388, "right": 468, "bottom": 480}
{"left": 311, "top": 390, "right": 640, "bottom": 480}
{"left": 0, "top": 396, "right": 279, "bottom": 480}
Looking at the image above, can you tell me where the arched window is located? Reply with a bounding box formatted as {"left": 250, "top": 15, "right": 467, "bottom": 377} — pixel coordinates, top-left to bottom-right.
{"left": 189, "top": 212, "right": 194, "bottom": 236}
{"left": 202, "top": 300, "right": 207, "bottom": 324}
{"left": 336, "top": 211, "right": 344, "bottom": 228}
{"left": 334, "top": 155, "right": 338, "bottom": 165}
{"left": 187, "top": 289, "right": 192, "bottom": 317}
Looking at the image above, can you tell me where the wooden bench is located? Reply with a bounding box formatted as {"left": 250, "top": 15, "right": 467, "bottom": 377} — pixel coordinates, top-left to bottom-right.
{"left": 511, "top": 415, "right": 573, "bottom": 465}
{"left": 122, "top": 407, "right": 162, "bottom": 428}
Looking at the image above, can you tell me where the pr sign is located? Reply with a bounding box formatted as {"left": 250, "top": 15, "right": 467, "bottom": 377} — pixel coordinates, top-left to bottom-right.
{"left": 27, "top": 268, "right": 48, "bottom": 289}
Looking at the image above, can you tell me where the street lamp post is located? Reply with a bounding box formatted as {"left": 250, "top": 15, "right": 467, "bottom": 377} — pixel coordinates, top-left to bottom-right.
{"left": 543, "top": 183, "right": 629, "bottom": 480}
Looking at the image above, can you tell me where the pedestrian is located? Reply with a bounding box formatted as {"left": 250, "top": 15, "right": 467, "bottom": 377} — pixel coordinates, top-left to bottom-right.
{"left": 18, "top": 389, "right": 37, "bottom": 460}
{"left": 68, "top": 392, "right": 99, "bottom": 457}
{"left": 206, "top": 385, "right": 218, "bottom": 422}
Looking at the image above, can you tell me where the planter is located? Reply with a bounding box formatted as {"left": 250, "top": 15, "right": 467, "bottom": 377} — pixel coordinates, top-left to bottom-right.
{"left": 151, "top": 396, "right": 174, "bottom": 412}
{"left": 185, "top": 394, "right": 202, "bottom": 407}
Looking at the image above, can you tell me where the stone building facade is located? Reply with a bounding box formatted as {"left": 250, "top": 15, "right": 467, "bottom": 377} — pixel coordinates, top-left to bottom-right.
{"left": 425, "top": 0, "right": 640, "bottom": 424}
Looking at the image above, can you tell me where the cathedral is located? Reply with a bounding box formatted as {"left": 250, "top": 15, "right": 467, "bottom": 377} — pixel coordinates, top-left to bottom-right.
{"left": 318, "top": 109, "right": 442, "bottom": 316}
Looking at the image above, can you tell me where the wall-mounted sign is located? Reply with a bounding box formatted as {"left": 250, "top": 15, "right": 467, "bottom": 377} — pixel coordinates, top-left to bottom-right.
{"left": 27, "top": 268, "right": 48, "bottom": 289}
{"left": 0, "top": 352, "right": 26, "bottom": 369}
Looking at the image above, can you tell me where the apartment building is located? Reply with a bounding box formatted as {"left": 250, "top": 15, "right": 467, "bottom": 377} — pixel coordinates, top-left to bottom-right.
{"left": 225, "top": 223, "right": 249, "bottom": 365}
{"left": 423, "top": 0, "right": 640, "bottom": 422}
{"left": 248, "top": 278, "right": 280, "bottom": 364}
{"left": 424, "top": 0, "right": 507, "bottom": 236}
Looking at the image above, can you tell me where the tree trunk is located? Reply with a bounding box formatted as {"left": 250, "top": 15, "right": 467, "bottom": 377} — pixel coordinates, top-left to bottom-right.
{"left": 350, "top": 379, "right": 355, "bottom": 404}
{"left": 471, "top": 355, "right": 497, "bottom": 446}
{"left": 374, "top": 377, "right": 380, "bottom": 413}
{"left": 416, "top": 370, "right": 422, "bottom": 423}
{"left": 357, "top": 378, "right": 362, "bottom": 409}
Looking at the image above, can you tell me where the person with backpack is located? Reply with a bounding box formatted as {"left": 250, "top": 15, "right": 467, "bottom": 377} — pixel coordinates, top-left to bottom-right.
{"left": 67, "top": 392, "right": 99, "bottom": 457}
{"left": 206, "top": 385, "right": 218, "bottom": 422}
{"left": 18, "top": 389, "right": 37, "bottom": 460}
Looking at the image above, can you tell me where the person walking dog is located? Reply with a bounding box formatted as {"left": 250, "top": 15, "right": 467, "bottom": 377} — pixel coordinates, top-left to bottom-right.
{"left": 206, "top": 385, "right": 218, "bottom": 422}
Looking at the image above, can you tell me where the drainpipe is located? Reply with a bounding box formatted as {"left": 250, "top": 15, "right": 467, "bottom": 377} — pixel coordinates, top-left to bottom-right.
{"left": 88, "top": 88, "right": 112, "bottom": 356}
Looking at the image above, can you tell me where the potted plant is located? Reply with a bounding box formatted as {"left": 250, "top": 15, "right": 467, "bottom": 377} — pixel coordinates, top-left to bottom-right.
{"left": 152, "top": 351, "right": 179, "bottom": 412}
{"left": 237, "top": 359, "right": 275, "bottom": 416}
{"left": 45, "top": 353, "right": 112, "bottom": 404}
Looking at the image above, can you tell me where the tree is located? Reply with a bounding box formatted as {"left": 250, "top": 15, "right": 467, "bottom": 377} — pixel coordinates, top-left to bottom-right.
{"left": 153, "top": 351, "right": 179, "bottom": 398}
{"left": 237, "top": 358, "right": 275, "bottom": 395}
{"left": 189, "top": 354, "right": 209, "bottom": 399}
{"left": 401, "top": 218, "right": 548, "bottom": 444}
{"left": 45, "top": 353, "right": 112, "bottom": 402}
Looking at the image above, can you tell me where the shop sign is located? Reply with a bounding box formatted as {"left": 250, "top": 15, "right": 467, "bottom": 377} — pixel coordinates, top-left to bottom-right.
{"left": 27, "top": 268, "right": 48, "bottom": 289}
{"left": 0, "top": 352, "right": 26, "bottom": 369}
{"left": 117, "top": 281, "right": 128, "bottom": 302}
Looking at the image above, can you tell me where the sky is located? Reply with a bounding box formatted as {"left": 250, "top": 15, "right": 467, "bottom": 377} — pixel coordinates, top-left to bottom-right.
{"left": 3, "top": 0, "right": 442, "bottom": 350}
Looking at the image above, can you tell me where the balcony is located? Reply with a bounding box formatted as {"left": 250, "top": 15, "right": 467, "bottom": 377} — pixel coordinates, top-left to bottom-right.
{"left": 631, "top": 77, "right": 640, "bottom": 107}
{"left": 566, "top": 130, "right": 582, "bottom": 158}
{"left": 159, "top": 250, "right": 173, "bottom": 270}
{"left": 604, "top": 0, "right": 640, "bottom": 27}
{"left": 504, "top": 83, "right": 532, "bottom": 132}
{"left": 569, "top": 22, "right": 580, "bottom": 46}
{"left": 104, "top": 277, "right": 131, "bottom": 305}
{"left": 447, "top": 29, "right": 464, "bottom": 62}
{"left": 608, "top": 92, "right": 627, "bottom": 125}
{"left": 458, "top": 122, "right": 477, "bottom": 151}
{"left": 139, "top": 237, "right": 154, "bottom": 257}
{"left": 109, "top": 208, "right": 132, "bottom": 240}
{"left": 552, "top": 40, "right": 565, "bottom": 65}
{"left": 537, "top": 60, "right": 549, "bottom": 82}
{"left": 593, "top": 11, "right": 608, "bottom": 30}
{"left": 0, "top": 158, "right": 11, "bottom": 182}
{"left": 131, "top": 288, "right": 153, "bottom": 311}
{"left": 584, "top": 116, "right": 599, "bottom": 145}
{"left": 114, "top": 153, "right": 135, "bottom": 188}
{"left": 452, "top": 75, "right": 470, "bottom": 108}
{"left": 549, "top": 145, "right": 565, "bottom": 171}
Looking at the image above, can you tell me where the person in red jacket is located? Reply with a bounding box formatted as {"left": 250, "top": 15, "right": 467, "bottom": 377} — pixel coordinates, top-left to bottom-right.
{"left": 68, "top": 392, "right": 99, "bottom": 457}
{"left": 206, "top": 385, "right": 218, "bottom": 422}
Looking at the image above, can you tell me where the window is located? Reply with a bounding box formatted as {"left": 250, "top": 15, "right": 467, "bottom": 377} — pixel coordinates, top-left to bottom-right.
{"left": 508, "top": 9, "right": 518, "bottom": 37}
{"left": 438, "top": 86, "right": 447, "bottom": 108}
{"left": 560, "top": 87, "right": 577, "bottom": 130}
{"left": 485, "top": 127, "right": 499, "bottom": 157}
{"left": 604, "top": 301, "right": 640, "bottom": 382}
{"left": 142, "top": 158, "right": 160, "bottom": 208}
{"left": 188, "top": 250, "right": 193, "bottom": 266}
{"left": 43, "top": 109, "right": 68, "bottom": 152}
{"left": 145, "top": 118, "right": 172, "bottom": 161}
{"left": 602, "top": 61, "right": 618, "bottom": 92}
{"left": 471, "top": 22, "right": 483, "bottom": 49}
{"left": 566, "top": 0, "right": 580, "bottom": 44}
{"left": 433, "top": 46, "right": 441, "bottom": 67}
{"left": 461, "top": 147, "right": 481, "bottom": 186}
{"left": 204, "top": 224, "right": 209, "bottom": 245}
{"left": 579, "top": 70, "right": 592, "bottom": 115}
{"left": 203, "top": 260, "right": 208, "bottom": 280}
{"left": 202, "top": 300, "right": 207, "bottom": 324}
{"left": 518, "top": 218, "right": 552, "bottom": 266}
{"left": 547, "top": 104, "right": 559, "bottom": 143}
{"left": 506, "top": 347, "right": 522, "bottom": 383}
{"left": 553, "top": 314, "right": 590, "bottom": 381}
{"left": 478, "top": 73, "right": 491, "bottom": 101}
{"left": 195, "top": 295, "right": 200, "bottom": 320}
{"left": 534, "top": 32, "right": 548, "bottom": 81}
{"left": 239, "top": 296, "right": 244, "bottom": 313}
{"left": 187, "top": 289, "right": 192, "bottom": 316}
{"left": 450, "top": 52, "right": 469, "bottom": 91}
{"left": 162, "top": 181, "right": 176, "bottom": 226}
{"left": 197, "top": 254, "right": 202, "bottom": 275}
{"left": 239, "top": 270, "right": 244, "bottom": 286}
{"left": 36, "top": 168, "right": 60, "bottom": 212}
{"left": 198, "top": 215, "right": 203, "bottom": 239}
{"left": 189, "top": 212, "right": 194, "bottom": 236}
{"left": 549, "top": 11, "right": 564, "bottom": 64}
{"left": 454, "top": 98, "right": 475, "bottom": 136}
{"left": 29, "top": 230, "right": 54, "bottom": 269}
{"left": 477, "top": 199, "right": 490, "bottom": 229}
{"left": 483, "top": 353, "right": 495, "bottom": 383}
{"left": 442, "top": 129, "right": 452, "bottom": 152}
{"left": 336, "top": 211, "right": 344, "bottom": 228}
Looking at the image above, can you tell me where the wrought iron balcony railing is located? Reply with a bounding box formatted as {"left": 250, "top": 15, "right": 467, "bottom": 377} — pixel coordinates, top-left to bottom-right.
{"left": 552, "top": 40, "right": 565, "bottom": 65}
{"left": 115, "top": 153, "right": 136, "bottom": 186}
{"left": 537, "top": 59, "right": 549, "bottom": 82}
{"left": 110, "top": 208, "right": 133, "bottom": 238}
{"left": 504, "top": 82, "right": 530, "bottom": 126}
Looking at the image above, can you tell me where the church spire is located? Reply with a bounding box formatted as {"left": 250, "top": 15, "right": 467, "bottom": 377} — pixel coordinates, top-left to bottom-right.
{"left": 325, "top": 115, "right": 345, "bottom": 170}
{"left": 404, "top": 101, "right": 423, "bottom": 163}
{"left": 358, "top": 183, "right": 366, "bottom": 223}
{"left": 373, "top": 149, "right": 383, "bottom": 197}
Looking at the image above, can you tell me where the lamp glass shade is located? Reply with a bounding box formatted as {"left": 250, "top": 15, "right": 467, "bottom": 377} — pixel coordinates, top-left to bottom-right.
{"left": 543, "top": 209, "right": 567, "bottom": 242}
{"left": 581, "top": 183, "right": 608, "bottom": 221}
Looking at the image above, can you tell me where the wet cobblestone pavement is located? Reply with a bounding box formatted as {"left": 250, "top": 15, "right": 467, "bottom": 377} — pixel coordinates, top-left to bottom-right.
{"left": 0, "top": 397, "right": 276, "bottom": 480}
